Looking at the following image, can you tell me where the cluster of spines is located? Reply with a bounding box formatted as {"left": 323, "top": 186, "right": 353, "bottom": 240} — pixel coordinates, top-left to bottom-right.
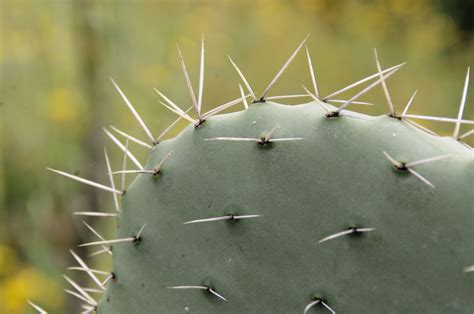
{"left": 32, "top": 35, "right": 473, "bottom": 313}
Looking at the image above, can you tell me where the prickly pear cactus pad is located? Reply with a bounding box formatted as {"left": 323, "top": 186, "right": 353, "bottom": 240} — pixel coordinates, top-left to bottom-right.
{"left": 40, "top": 37, "right": 473, "bottom": 314}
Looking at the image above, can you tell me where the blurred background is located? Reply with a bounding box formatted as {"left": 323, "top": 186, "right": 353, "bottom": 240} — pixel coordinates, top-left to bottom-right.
{"left": 1, "top": 0, "right": 473, "bottom": 312}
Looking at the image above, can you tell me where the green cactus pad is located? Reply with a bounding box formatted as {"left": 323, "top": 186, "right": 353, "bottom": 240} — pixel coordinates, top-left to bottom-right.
{"left": 96, "top": 101, "right": 474, "bottom": 313}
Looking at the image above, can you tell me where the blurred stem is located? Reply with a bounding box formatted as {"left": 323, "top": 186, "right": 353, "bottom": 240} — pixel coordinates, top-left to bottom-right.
{"left": 70, "top": 0, "right": 107, "bottom": 308}
{"left": 72, "top": 0, "right": 104, "bottom": 215}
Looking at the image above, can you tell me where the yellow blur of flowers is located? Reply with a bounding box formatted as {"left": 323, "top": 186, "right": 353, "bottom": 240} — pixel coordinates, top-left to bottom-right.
{"left": 47, "top": 88, "right": 85, "bottom": 125}
{"left": 0, "top": 245, "right": 63, "bottom": 314}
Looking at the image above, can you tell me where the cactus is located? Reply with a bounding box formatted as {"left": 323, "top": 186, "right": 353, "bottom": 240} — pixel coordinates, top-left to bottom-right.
{"left": 33, "top": 36, "right": 473, "bottom": 313}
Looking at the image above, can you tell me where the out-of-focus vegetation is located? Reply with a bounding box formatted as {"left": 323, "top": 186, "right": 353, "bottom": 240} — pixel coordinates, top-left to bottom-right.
{"left": 0, "top": 0, "right": 472, "bottom": 313}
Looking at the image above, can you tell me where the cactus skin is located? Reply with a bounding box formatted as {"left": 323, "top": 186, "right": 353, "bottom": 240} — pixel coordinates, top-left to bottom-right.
{"left": 95, "top": 101, "right": 473, "bottom": 313}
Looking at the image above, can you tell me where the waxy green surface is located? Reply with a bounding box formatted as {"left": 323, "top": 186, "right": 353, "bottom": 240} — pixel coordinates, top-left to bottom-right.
{"left": 98, "top": 102, "right": 473, "bottom": 313}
